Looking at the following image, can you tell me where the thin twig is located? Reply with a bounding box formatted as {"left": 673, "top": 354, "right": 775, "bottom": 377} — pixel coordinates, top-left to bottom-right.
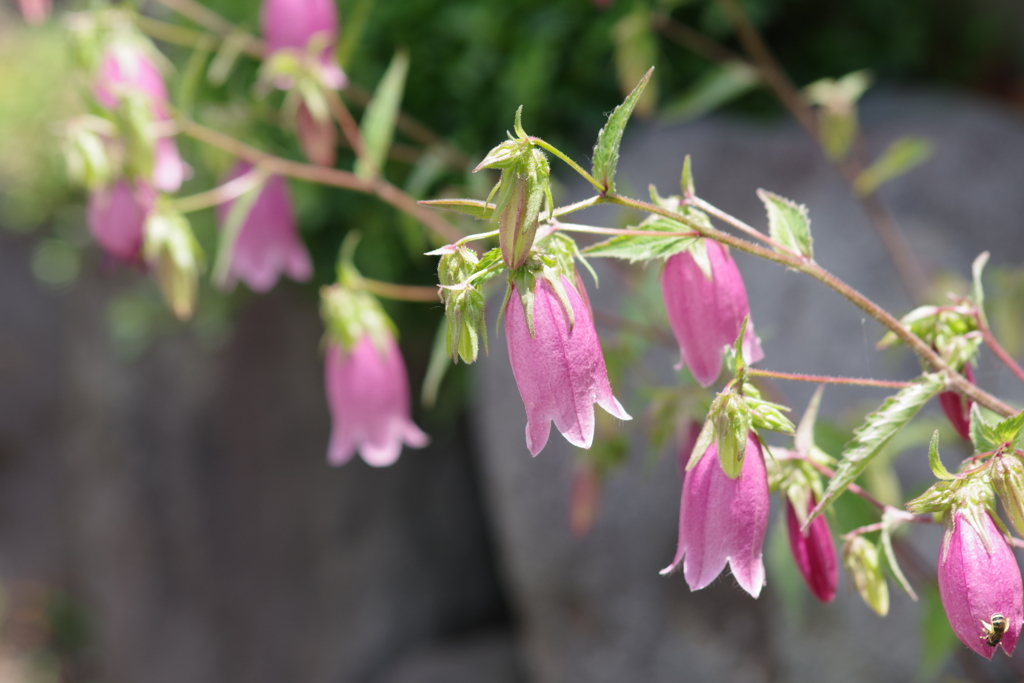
{"left": 358, "top": 277, "right": 440, "bottom": 302}
{"left": 172, "top": 165, "right": 266, "bottom": 213}
{"left": 556, "top": 223, "right": 700, "bottom": 239}
{"left": 177, "top": 118, "right": 464, "bottom": 243}
{"left": 604, "top": 192, "right": 1017, "bottom": 417}
{"left": 324, "top": 88, "right": 365, "bottom": 159}
{"left": 747, "top": 368, "right": 912, "bottom": 389}
{"left": 690, "top": 197, "right": 800, "bottom": 257}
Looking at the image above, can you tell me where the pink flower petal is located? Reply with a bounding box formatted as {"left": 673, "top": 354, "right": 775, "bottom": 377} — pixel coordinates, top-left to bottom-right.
{"left": 87, "top": 180, "right": 155, "bottom": 263}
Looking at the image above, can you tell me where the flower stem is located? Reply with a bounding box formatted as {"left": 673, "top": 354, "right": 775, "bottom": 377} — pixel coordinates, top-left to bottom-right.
{"left": 529, "top": 138, "right": 605, "bottom": 193}
{"left": 176, "top": 118, "right": 464, "bottom": 244}
{"left": 172, "top": 165, "right": 267, "bottom": 213}
{"left": 358, "top": 277, "right": 439, "bottom": 302}
{"left": 977, "top": 313, "right": 1024, "bottom": 387}
{"left": 603, "top": 192, "right": 1016, "bottom": 417}
{"left": 324, "top": 88, "right": 365, "bottom": 159}
{"left": 690, "top": 197, "right": 800, "bottom": 258}
{"left": 747, "top": 368, "right": 911, "bottom": 389}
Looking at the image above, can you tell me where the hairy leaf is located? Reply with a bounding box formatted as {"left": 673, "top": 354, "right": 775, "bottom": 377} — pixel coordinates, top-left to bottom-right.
{"left": 970, "top": 403, "right": 999, "bottom": 454}
{"left": 582, "top": 217, "right": 699, "bottom": 262}
{"left": 591, "top": 66, "right": 653, "bottom": 193}
{"left": 854, "top": 136, "right": 933, "bottom": 196}
{"left": 809, "top": 373, "right": 943, "bottom": 523}
{"left": 757, "top": 189, "right": 813, "bottom": 259}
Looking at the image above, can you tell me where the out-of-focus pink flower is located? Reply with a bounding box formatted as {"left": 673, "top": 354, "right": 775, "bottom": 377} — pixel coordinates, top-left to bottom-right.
{"left": 17, "top": 0, "right": 50, "bottom": 24}
{"left": 661, "top": 432, "right": 769, "bottom": 598}
{"left": 324, "top": 334, "right": 428, "bottom": 467}
{"left": 93, "top": 45, "right": 187, "bottom": 192}
{"left": 504, "top": 276, "right": 630, "bottom": 457}
{"left": 939, "top": 363, "right": 974, "bottom": 441}
{"left": 786, "top": 493, "right": 838, "bottom": 603}
{"left": 938, "top": 508, "right": 1023, "bottom": 658}
{"left": 215, "top": 162, "right": 312, "bottom": 292}
{"left": 660, "top": 240, "right": 764, "bottom": 387}
{"left": 261, "top": 0, "right": 346, "bottom": 89}
{"left": 295, "top": 103, "right": 337, "bottom": 167}
{"left": 86, "top": 180, "right": 155, "bottom": 262}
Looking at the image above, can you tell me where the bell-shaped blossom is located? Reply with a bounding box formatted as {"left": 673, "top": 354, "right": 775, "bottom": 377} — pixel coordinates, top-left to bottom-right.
{"left": 215, "top": 162, "right": 312, "bottom": 292}
{"left": 661, "top": 432, "right": 769, "bottom": 597}
{"left": 261, "top": 0, "right": 346, "bottom": 89}
{"left": 938, "top": 508, "right": 1023, "bottom": 658}
{"left": 86, "top": 180, "right": 155, "bottom": 262}
{"left": 17, "top": 0, "right": 50, "bottom": 24}
{"left": 324, "top": 334, "right": 428, "bottom": 467}
{"left": 93, "top": 44, "right": 187, "bottom": 192}
{"left": 938, "top": 363, "right": 974, "bottom": 441}
{"left": 786, "top": 494, "right": 838, "bottom": 602}
{"left": 504, "top": 276, "right": 630, "bottom": 456}
{"left": 660, "top": 240, "right": 764, "bottom": 387}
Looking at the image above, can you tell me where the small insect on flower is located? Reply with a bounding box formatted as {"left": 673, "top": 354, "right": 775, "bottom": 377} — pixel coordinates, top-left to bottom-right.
{"left": 981, "top": 614, "right": 1008, "bottom": 647}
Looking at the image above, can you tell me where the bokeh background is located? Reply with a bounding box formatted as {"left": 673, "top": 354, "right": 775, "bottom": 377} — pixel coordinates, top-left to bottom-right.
{"left": 2, "top": 0, "right": 1024, "bottom": 681}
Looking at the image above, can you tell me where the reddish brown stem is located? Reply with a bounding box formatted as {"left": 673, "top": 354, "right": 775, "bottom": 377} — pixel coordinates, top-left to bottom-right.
{"left": 978, "top": 314, "right": 1024, "bottom": 388}
{"left": 748, "top": 368, "right": 912, "bottom": 389}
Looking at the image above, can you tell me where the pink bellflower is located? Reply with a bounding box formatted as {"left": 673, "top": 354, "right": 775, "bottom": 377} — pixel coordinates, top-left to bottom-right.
{"left": 261, "top": 0, "right": 346, "bottom": 89}
{"left": 215, "top": 163, "right": 313, "bottom": 292}
{"left": 324, "top": 334, "right": 428, "bottom": 467}
{"left": 17, "top": 0, "right": 50, "bottom": 24}
{"left": 786, "top": 494, "right": 838, "bottom": 603}
{"left": 93, "top": 44, "right": 187, "bottom": 192}
{"left": 938, "top": 508, "right": 1023, "bottom": 658}
{"left": 938, "top": 363, "right": 974, "bottom": 441}
{"left": 660, "top": 239, "right": 764, "bottom": 387}
{"left": 86, "top": 179, "right": 155, "bottom": 263}
{"left": 504, "top": 276, "right": 630, "bottom": 457}
{"left": 661, "top": 432, "right": 769, "bottom": 598}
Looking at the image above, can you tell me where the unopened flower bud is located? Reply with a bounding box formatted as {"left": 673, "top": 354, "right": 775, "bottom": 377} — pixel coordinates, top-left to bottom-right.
{"left": 476, "top": 138, "right": 550, "bottom": 270}
{"left": 843, "top": 535, "right": 889, "bottom": 616}
{"left": 715, "top": 393, "right": 752, "bottom": 479}
{"left": 143, "top": 208, "right": 204, "bottom": 320}
{"left": 992, "top": 454, "right": 1024, "bottom": 538}
{"left": 939, "top": 363, "right": 975, "bottom": 441}
{"left": 786, "top": 492, "right": 838, "bottom": 603}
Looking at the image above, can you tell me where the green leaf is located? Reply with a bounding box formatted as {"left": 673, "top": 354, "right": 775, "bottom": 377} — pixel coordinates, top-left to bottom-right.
{"left": 355, "top": 48, "right": 409, "bottom": 180}
{"left": 757, "top": 189, "right": 813, "bottom": 259}
{"left": 972, "top": 251, "right": 989, "bottom": 327}
{"left": 809, "top": 373, "right": 943, "bottom": 523}
{"left": 661, "top": 60, "right": 759, "bottom": 123}
{"left": 591, "top": 66, "right": 653, "bottom": 193}
{"left": 995, "top": 410, "right": 1024, "bottom": 448}
{"left": 681, "top": 154, "right": 695, "bottom": 198}
{"left": 854, "top": 136, "right": 933, "bottom": 196}
{"left": 970, "top": 403, "right": 1000, "bottom": 454}
{"left": 582, "top": 217, "right": 699, "bottom": 262}
{"left": 418, "top": 198, "right": 495, "bottom": 221}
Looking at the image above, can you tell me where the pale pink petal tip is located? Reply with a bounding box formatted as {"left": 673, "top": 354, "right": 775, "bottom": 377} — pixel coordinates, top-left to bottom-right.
{"left": 323, "top": 336, "right": 428, "bottom": 467}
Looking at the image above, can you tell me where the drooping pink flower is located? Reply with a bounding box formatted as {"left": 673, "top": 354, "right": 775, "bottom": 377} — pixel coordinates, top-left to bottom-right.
{"left": 661, "top": 432, "right": 769, "bottom": 597}
{"left": 660, "top": 240, "right": 764, "bottom": 387}
{"left": 324, "top": 335, "right": 428, "bottom": 467}
{"left": 504, "top": 276, "right": 630, "bottom": 457}
{"left": 17, "top": 0, "right": 50, "bottom": 24}
{"left": 786, "top": 493, "right": 838, "bottom": 603}
{"left": 261, "top": 0, "right": 346, "bottom": 89}
{"left": 938, "top": 508, "right": 1023, "bottom": 658}
{"left": 93, "top": 44, "right": 187, "bottom": 192}
{"left": 939, "top": 363, "right": 974, "bottom": 441}
{"left": 215, "top": 162, "right": 312, "bottom": 292}
{"left": 86, "top": 180, "right": 155, "bottom": 262}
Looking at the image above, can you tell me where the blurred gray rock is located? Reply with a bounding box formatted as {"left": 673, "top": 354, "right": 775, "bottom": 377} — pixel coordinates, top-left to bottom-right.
{"left": 473, "top": 91, "right": 1024, "bottom": 683}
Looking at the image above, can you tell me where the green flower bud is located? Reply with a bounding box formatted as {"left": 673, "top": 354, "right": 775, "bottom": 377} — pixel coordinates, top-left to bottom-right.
{"left": 319, "top": 283, "right": 395, "bottom": 353}
{"left": 992, "top": 454, "right": 1024, "bottom": 537}
{"left": 843, "top": 536, "right": 889, "bottom": 616}
{"left": 143, "top": 209, "right": 204, "bottom": 321}
{"left": 715, "top": 393, "right": 752, "bottom": 479}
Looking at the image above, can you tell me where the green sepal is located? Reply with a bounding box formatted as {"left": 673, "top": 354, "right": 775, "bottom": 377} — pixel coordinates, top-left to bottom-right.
{"left": 906, "top": 480, "right": 957, "bottom": 515}
{"left": 880, "top": 510, "right": 918, "bottom": 601}
{"left": 970, "top": 404, "right": 1000, "bottom": 454}
{"left": 715, "top": 393, "right": 751, "bottom": 479}
{"left": 685, "top": 411, "right": 718, "bottom": 473}
{"left": 991, "top": 454, "right": 1024, "bottom": 537}
{"left": 927, "top": 430, "right": 956, "bottom": 481}
{"left": 747, "top": 397, "right": 795, "bottom": 435}
{"left": 591, "top": 66, "right": 653, "bottom": 193}
{"left": 972, "top": 251, "right": 990, "bottom": 328}
{"left": 419, "top": 198, "right": 495, "bottom": 221}
{"left": 142, "top": 206, "right": 205, "bottom": 321}
{"left": 681, "top": 154, "right": 695, "bottom": 198}
{"left": 843, "top": 536, "right": 889, "bottom": 616}
{"left": 319, "top": 284, "right": 396, "bottom": 354}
